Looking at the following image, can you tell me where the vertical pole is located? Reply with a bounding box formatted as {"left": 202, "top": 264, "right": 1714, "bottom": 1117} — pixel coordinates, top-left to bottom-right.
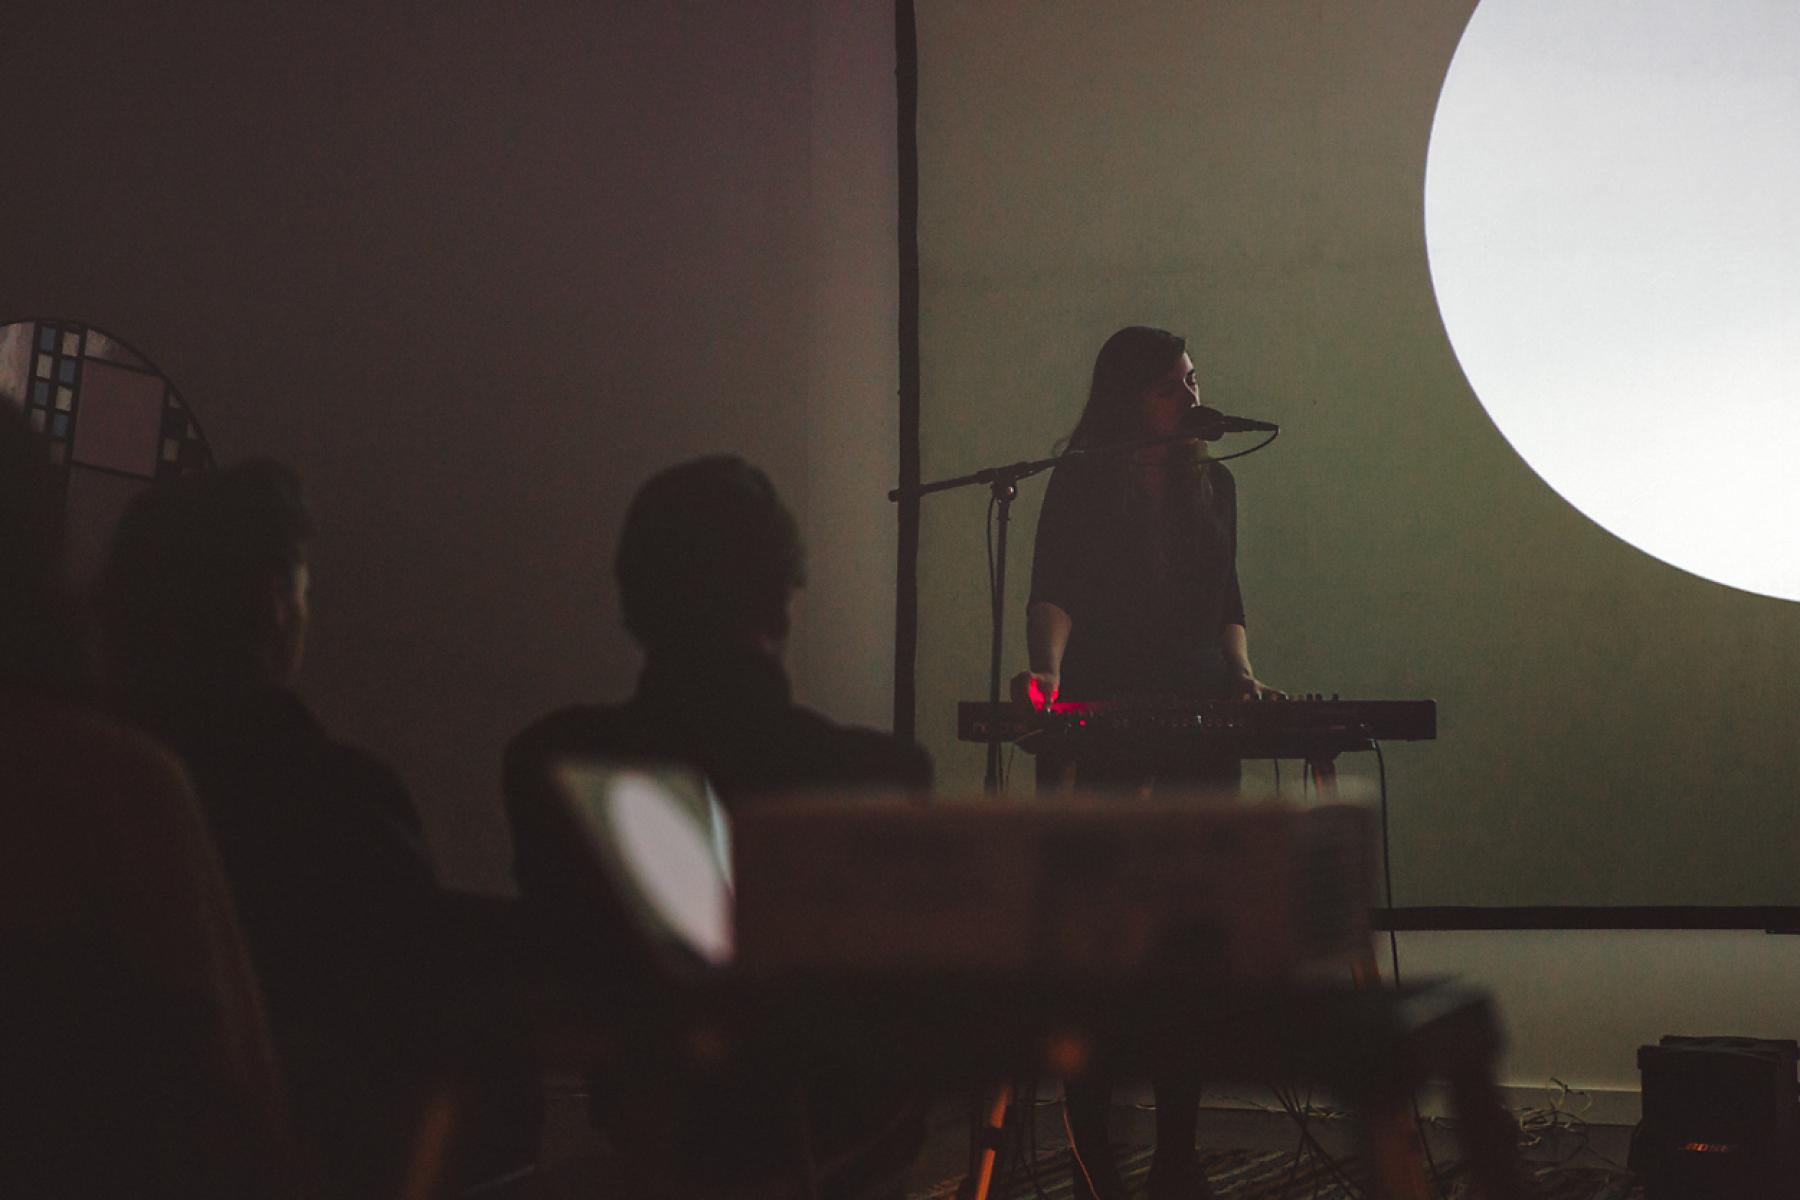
{"left": 985, "top": 483, "right": 1014, "bottom": 792}
{"left": 892, "top": 0, "right": 922, "bottom": 743}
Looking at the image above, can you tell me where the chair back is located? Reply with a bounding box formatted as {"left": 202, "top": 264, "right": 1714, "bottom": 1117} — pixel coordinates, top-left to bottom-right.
{"left": 0, "top": 692, "right": 301, "bottom": 1197}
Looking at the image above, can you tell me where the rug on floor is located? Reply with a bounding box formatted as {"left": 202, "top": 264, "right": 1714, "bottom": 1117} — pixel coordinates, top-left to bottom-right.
{"left": 906, "top": 1144, "right": 1641, "bottom": 1200}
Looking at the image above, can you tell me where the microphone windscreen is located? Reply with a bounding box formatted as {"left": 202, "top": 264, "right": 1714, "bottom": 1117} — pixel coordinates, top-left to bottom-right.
{"left": 1180, "top": 405, "right": 1227, "bottom": 441}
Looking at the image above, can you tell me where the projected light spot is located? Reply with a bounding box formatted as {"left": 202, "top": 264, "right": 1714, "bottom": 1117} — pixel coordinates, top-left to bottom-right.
{"left": 1424, "top": 0, "right": 1800, "bottom": 601}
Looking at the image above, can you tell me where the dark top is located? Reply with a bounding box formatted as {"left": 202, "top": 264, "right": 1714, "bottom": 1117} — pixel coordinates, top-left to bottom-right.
{"left": 502, "top": 647, "right": 932, "bottom": 1189}
{"left": 153, "top": 688, "right": 440, "bottom": 1033}
{"left": 1029, "top": 457, "right": 1245, "bottom": 701}
{"left": 147, "top": 686, "right": 535, "bottom": 1196}
{"left": 505, "top": 646, "right": 931, "bottom": 921}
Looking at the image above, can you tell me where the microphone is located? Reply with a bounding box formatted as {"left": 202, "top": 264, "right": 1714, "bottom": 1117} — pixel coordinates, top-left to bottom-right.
{"left": 1181, "top": 404, "right": 1279, "bottom": 440}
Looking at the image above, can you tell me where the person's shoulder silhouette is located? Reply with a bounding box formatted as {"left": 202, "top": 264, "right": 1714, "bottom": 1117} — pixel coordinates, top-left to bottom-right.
{"left": 505, "top": 455, "right": 929, "bottom": 912}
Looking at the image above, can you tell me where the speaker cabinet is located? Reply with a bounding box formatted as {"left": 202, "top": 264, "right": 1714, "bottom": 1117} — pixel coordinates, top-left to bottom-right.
{"left": 1635, "top": 1036, "right": 1800, "bottom": 1199}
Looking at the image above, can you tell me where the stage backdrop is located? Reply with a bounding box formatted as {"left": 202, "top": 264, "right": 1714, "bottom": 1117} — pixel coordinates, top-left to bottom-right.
{"left": 912, "top": 0, "right": 1800, "bottom": 907}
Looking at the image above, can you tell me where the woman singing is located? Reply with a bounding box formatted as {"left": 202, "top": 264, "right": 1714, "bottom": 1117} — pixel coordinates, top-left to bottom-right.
{"left": 1016, "top": 324, "right": 1281, "bottom": 1200}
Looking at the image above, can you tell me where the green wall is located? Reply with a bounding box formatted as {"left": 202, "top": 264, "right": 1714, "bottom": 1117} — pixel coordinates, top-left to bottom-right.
{"left": 913, "top": 0, "right": 1800, "bottom": 906}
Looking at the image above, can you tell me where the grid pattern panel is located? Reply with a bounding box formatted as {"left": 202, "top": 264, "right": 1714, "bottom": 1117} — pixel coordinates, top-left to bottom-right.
{"left": 5, "top": 319, "right": 214, "bottom": 483}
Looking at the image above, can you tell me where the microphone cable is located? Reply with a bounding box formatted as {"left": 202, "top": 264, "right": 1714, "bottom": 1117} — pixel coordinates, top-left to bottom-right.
{"left": 1375, "top": 741, "right": 1401, "bottom": 989}
{"left": 1201, "top": 426, "right": 1280, "bottom": 466}
{"left": 1272, "top": 1078, "right": 1366, "bottom": 1199}
{"left": 1375, "top": 738, "right": 1452, "bottom": 1199}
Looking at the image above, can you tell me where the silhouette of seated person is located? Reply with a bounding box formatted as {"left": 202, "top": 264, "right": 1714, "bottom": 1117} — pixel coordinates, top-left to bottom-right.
{"left": 506, "top": 454, "right": 929, "bottom": 909}
{"left": 97, "top": 460, "right": 535, "bottom": 1198}
{"left": 504, "top": 455, "right": 931, "bottom": 1195}
{"left": 0, "top": 409, "right": 297, "bottom": 1197}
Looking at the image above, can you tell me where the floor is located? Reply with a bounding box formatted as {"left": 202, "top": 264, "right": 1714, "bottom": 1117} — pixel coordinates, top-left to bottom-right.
{"left": 534, "top": 1075, "right": 1641, "bottom": 1198}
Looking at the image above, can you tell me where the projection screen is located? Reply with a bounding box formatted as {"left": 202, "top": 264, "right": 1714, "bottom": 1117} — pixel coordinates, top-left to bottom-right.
{"left": 910, "top": 0, "right": 1800, "bottom": 909}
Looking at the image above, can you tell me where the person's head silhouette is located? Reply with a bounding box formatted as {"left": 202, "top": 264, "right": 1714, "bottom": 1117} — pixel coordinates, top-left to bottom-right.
{"left": 99, "top": 460, "right": 313, "bottom": 710}
{"left": 615, "top": 455, "right": 805, "bottom": 658}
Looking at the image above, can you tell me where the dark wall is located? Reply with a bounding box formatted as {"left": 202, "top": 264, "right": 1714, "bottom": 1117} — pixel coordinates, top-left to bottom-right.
{"left": 0, "top": 1, "right": 900, "bottom": 890}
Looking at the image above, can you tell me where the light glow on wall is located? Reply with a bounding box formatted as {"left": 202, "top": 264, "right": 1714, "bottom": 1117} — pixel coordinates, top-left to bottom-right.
{"left": 1425, "top": 0, "right": 1800, "bottom": 601}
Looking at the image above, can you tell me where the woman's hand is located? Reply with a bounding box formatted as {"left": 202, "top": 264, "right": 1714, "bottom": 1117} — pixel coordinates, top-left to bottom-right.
{"left": 1022, "top": 602, "right": 1072, "bottom": 711}
{"left": 1010, "top": 670, "right": 1060, "bottom": 711}
{"left": 1221, "top": 623, "right": 1283, "bottom": 699}
{"left": 1229, "top": 666, "right": 1286, "bottom": 701}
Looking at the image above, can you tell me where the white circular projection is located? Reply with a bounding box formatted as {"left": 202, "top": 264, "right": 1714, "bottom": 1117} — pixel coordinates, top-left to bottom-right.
{"left": 1425, "top": 0, "right": 1800, "bottom": 600}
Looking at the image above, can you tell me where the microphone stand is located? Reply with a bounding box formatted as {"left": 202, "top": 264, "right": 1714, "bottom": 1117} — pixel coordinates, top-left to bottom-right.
{"left": 889, "top": 427, "right": 1218, "bottom": 794}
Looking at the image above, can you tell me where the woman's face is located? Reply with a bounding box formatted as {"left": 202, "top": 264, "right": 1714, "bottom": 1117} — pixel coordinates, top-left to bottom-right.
{"left": 1138, "top": 352, "right": 1201, "bottom": 436}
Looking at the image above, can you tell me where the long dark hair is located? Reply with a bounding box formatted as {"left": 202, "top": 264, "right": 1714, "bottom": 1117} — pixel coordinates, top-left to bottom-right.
{"left": 1066, "top": 325, "right": 1187, "bottom": 451}
{"left": 1061, "top": 326, "right": 1223, "bottom": 577}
